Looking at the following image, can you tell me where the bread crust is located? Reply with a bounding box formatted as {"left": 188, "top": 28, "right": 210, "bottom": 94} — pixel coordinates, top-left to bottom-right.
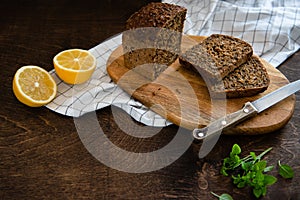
{"left": 126, "top": 2, "right": 187, "bottom": 29}
{"left": 123, "top": 2, "right": 187, "bottom": 80}
{"left": 216, "top": 55, "right": 270, "bottom": 98}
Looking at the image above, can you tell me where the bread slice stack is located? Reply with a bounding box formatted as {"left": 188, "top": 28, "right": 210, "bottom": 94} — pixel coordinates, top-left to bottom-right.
{"left": 179, "top": 34, "right": 270, "bottom": 98}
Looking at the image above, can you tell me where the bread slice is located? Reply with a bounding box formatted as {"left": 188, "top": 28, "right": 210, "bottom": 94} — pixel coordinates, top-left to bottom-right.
{"left": 179, "top": 34, "right": 269, "bottom": 98}
{"left": 179, "top": 34, "right": 253, "bottom": 79}
{"left": 123, "top": 2, "right": 187, "bottom": 80}
{"left": 213, "top": 56, "right": 270, "bottom": 98}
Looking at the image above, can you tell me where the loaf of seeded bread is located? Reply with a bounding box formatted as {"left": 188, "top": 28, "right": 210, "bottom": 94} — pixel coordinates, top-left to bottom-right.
{"left": 213, "top": 56, "right": 270, "bottom": 98}
{"left": 179, "top": 34, "right": 253, "bottom": 79}
{"left": 123, "top": 2, "right": 187, "bottom": 80}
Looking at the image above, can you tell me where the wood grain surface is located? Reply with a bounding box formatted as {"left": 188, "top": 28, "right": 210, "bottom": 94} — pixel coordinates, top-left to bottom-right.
{"left": 1, "top": 1, "right": 300, "bottom": 199}
{"left": 107, "top": 35, "right": 295, "bottom": 134}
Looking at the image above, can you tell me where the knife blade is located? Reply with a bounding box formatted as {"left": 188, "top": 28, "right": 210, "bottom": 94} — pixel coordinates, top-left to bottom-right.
{"left": 193, "top": 79, "right": 300, "bottom": 140}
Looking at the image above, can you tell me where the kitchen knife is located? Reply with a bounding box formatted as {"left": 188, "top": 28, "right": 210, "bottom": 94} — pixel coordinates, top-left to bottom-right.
{"left": 193, "top": 79, "right": 300, "bottom": 140}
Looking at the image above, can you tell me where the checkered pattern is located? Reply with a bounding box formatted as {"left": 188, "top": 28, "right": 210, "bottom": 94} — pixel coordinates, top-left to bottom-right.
{"left": 46, "top": 34, "right": 172, "bottom": 126}
{"left": 167, "top": 0, "right": 300, "bottom": 67}
{"left": 46, "top": 0, "right": 300, "bottom": 127}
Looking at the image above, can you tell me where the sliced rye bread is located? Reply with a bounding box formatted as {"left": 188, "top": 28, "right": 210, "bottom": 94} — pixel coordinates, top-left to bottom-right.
{"left": 179, "top": 34, "right": 253, "bottom": 79}
{"left": 213, "top": 55, "right": 270, "bottom": 98}
{"left": 179, "top": 34, "right": 270, "bottom": 98}
{"left": 123, "top": 2, "right": 187, "bottom": 80}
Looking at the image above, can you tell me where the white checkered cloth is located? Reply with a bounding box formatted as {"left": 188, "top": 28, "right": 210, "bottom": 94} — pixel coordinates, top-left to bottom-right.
{"left": 47, "top": 34, "right": 172, "bottom": 127}
{"left": 169, "top": 0, "right": 300, "bottom": 67}
{"left": 46, "top": 0, "right": 300, "bottom": 126}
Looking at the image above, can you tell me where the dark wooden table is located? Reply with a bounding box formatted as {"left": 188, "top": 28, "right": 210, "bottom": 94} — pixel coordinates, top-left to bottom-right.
{"left": 1, "top": 0, "right": 299, "bottom": 199}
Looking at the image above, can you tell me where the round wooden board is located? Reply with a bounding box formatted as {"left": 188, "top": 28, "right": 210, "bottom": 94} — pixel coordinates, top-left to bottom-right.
{"left": 106, "top": 35, "right": 296, "bottom": 135}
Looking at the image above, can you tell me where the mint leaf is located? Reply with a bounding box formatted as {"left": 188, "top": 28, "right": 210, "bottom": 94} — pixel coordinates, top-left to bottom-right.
{"left": 254, "top": 160, "right": 267, "bottom": 171}
{"left": 241, "top": 161, "right": 252, "bottom": 171}
{"left": 264, "top": 175, "right": 277, "bottom": 185}
{"left": 231, "top": 144, "right": 241, "bottom": 156}
{"left": 254, "top": 171, "right": 264, "bottom": 182}
{"left": 250, "top": 152, "right": 257, "bottom": 160}
{"left": 278, "top": 161, "right": 294, "bottom": 179}
{"left": 220, "top": 166, "right": 229, "bottom": 176}
{"left": 237, "top": 181, "right": 246, "bottom": 188}
{"left": 253, "top": 188, "right": 263, "bottom": 198}
{"left": 219, "top": 194, "right": 234, "bottom": 200}
{"left": 261, "top": 186, "right": 267, "bottom": 196}
{"left": 220, "top": 147, "right": 242, "bottom": 176}
{"left": 211, "top": 192, "right": 233, "bottom": 200}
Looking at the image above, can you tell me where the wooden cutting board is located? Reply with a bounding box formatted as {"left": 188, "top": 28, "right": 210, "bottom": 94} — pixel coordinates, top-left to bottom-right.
{"left": 106, "top": 35, "right": 296, "bottom": 135}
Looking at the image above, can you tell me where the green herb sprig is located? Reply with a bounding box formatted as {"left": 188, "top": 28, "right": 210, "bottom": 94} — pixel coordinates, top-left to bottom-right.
{"left": 220, "top": 144, "right": 276, "bottom": 198}
{"left": 220, "top": 144, "right": 273, "bottom": 177}
{"left": 213, "top": 144, "right": 295, "bottom": 200}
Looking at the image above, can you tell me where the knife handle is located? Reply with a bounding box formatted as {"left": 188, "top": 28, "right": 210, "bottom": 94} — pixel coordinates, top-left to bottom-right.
{"left": 193, "top": 102, "right": 258, "bottom": 140}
